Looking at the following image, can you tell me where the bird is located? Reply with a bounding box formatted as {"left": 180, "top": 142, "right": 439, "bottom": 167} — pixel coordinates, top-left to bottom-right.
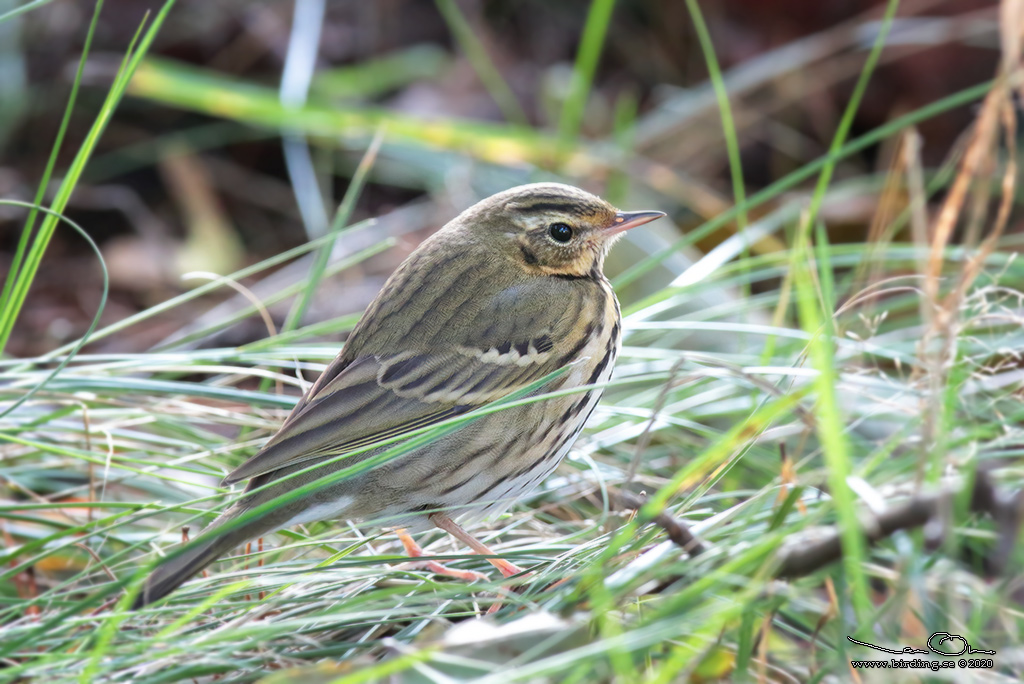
{"left": 132, "top": 182, "right": 664, "bottom": 608}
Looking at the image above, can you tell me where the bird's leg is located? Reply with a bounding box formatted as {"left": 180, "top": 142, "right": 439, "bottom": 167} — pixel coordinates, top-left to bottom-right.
{"left": 395, "top": 528, "right": 489, "bottom": 582}
{"left": 429, "top": 513, "right": 527, "bottom": 579}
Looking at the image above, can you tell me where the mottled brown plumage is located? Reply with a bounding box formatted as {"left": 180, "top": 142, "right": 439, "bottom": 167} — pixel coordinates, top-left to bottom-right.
{"left": 134, "top": 183, "right": 664, "bottom": 607}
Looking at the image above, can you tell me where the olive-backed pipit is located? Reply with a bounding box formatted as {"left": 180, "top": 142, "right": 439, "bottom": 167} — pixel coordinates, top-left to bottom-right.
{"left": 134, "top": 182, "right": 664, "bottom": 607}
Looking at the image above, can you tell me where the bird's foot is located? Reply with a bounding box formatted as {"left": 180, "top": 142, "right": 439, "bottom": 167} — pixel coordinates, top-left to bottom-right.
{"left": 395, "top": 528, "right": 490, "bottom": 582}
{"left": 490, "top": 557, "right": 527, "bottom": 579}
{"left": 424, "top": 513, "right": 535, "bottom": 614}
{"left": 397, "top": 516, "right": 537, "bottom": 614}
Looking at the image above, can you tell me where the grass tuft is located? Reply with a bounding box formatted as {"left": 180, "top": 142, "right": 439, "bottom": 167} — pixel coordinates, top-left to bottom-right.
{"left": 2, "top": 0, "right": 1022, "bottom": 681}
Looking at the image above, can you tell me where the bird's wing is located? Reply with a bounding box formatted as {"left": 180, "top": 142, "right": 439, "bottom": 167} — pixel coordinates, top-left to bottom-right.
{"left": 222, "top": 280, "right": 588, "bottom": 485}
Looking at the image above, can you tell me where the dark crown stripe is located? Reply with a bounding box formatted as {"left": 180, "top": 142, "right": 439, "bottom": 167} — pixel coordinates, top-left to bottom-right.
{"left": 516, "top": 201, "right": 589, "bottom": 216}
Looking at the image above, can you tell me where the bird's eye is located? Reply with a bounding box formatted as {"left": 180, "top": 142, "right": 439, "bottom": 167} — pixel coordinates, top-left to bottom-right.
{"left": 548, "top": 222, "right": 573, "bottom": 243}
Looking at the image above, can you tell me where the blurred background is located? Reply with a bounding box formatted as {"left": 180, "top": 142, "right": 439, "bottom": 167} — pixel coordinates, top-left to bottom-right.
{"left": 0, "top": 0, "right": 1003, "bottom": 357}
{"left": 4, "top": 2, "right": 1024, "bottom": 680}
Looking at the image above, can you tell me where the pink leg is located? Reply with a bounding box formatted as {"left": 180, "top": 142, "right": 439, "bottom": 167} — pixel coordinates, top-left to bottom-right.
{"left": 429, "top": 513, "right": 527, "bottom": 579}
{"left": 396, "top": 528, "right": 489, "bottom": 582}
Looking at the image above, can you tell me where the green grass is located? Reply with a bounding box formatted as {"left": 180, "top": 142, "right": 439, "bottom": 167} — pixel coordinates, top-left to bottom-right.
{"left": 0, "top": 0, "right": 175, "bottom": 354}
{"left": 2, "top": 1, "right": 1022, "bottom": 682}
{"left": 434, "top": 0, "right": 528, "bottom": 126}
{"left": 557, "top": 0, "right": 617, "bottom": 144}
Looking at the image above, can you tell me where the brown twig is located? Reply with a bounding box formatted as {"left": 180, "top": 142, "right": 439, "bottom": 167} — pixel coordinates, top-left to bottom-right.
{"left": 75, "top": 542, "right": 118, "bottom": 583}
{"left": 640, "top": 469, "right": 1019, "bottom": 586}
{"left": 774, "top": 468, "right": 1021, "bottom": 578}
{"left": 912, "top": 9, "right": 1021, "bottom": 489}
{"left": 612, "top": 490, "right": 707, "bottom": 556}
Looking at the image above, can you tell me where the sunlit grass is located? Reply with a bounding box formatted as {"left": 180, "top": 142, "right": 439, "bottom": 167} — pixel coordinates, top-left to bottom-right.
{"left": 1, "top": 0, "right": 1022, "bottom": 682}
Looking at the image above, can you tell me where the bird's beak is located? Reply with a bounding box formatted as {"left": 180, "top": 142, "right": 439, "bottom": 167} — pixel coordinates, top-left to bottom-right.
{"left": 604, "top": 210, "right": 666, "bottom": 236}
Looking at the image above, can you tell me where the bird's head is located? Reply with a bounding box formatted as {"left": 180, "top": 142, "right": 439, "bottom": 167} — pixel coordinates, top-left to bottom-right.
{"left": 451, "top": 183, "right": 665, "bottom": 279}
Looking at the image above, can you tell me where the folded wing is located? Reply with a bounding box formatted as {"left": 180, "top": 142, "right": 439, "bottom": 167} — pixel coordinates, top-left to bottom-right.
{"left": 222, "top": 277, "right": 590, "bottom": 485}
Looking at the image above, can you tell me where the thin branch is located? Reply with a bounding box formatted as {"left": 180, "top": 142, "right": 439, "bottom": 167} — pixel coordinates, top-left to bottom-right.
{"left": 613, "top": 490, "right": 707, "bottom": 556}
{"left": 775, "top": 468, "right": 1021, "bottom": 578}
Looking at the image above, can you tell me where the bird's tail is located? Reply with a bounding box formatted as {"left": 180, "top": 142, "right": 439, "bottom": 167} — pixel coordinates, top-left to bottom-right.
{"left": 132, "top": 511, "right": 268, "bottom": 609}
